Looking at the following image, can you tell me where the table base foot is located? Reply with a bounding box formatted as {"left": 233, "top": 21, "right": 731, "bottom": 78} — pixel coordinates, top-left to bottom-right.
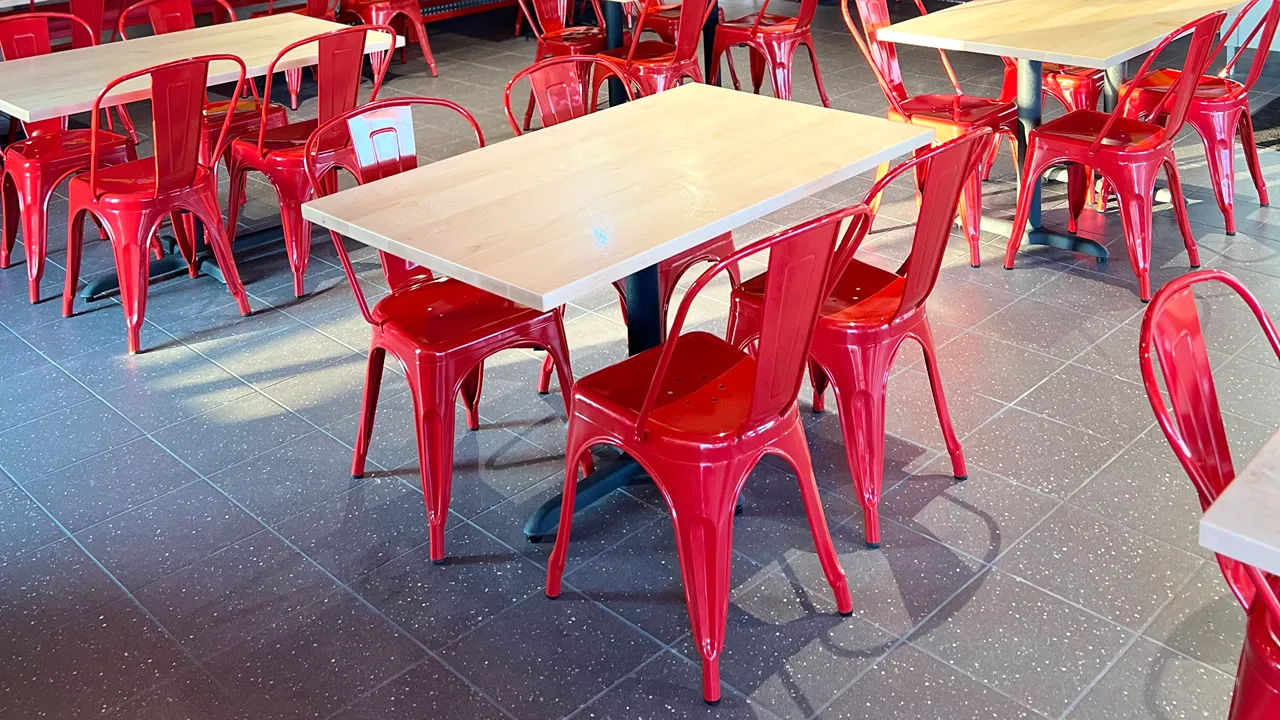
{"left": 524, "top": 450, "right": 648, "bottom": 542}
{"left": 981, "top": 217, "right": 1109, "bottom": 262}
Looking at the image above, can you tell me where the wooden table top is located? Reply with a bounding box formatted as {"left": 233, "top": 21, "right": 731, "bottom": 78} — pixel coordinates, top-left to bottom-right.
{"left": 0, "top": 14, "right": 397, "bottom": 123}
{"left": 301, "top": 84, "right": 933, "bottom": 312}
{"left": 877, "top": 0, "right": 1244, "bottom": 69}
{"left": 1202, "top": 428, "right": 1280, "bottom": 576}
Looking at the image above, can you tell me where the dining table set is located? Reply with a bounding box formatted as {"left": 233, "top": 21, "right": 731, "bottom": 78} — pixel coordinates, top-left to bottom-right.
{"left": 1, "top": 0, "right": 1279, "bottom": 713}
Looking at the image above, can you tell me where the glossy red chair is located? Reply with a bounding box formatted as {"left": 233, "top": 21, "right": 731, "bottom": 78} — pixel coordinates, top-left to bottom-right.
{"left": 225, "top": 24, "right": 393, "bottom": 298}
{"left": 0, "top": 12, "right": 136, "bottom": 304}
{"left": 843, "top": 0, "right": 1016, "bottom": 269}
{"left": 1138, "top": 268, "right": 1280, "bottom": 720}
{"left": 545, "top": 205, "right": 856, "bottom": 705}
{"left": 304, "top": 97, "right": 582, "bottom": 563}
{"left": 1002, "top": 12, "right": 1225, "bottom": 302}
{"left": 503, "top": 56, "right": 741, "bottom": 394}
{"left": 339, "top": 0, "right": 435, "bottom": 77}
{"left": 1117, "top": 0, "right": 1279, "bottom": 234}
{"left": 253, "top": 0, "right": 338, "bottom": 110}
{"left": 62, "top": 55, "right": 253, "bottom": 354}
{"left": 595, "top": 0, "right": 714, "bottom": 95}
{"left": 708, "top": 0, "right": 829, "bottom": 106}
{"left": 513, "top": 0, "right": 615, "bottom": 131}
{"left": 725, "top": 129, "right": 987, "bottom": 547}
{"left": 117, "top": 0, "right": 288, "bottom": 168}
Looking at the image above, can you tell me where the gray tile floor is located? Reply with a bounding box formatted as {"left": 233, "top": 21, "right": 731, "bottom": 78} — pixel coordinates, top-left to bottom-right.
{"left": 2, "top": 2, "right": 1279, "bottom": 718}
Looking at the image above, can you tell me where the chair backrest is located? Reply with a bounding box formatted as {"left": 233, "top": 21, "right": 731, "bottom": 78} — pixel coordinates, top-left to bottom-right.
{"left": 257, "top": 25, "right": 395, "bottom": 154}
{"left": 1102, "top": 11, "right": 1225, "bottom": 152}
{"left": 87, "top": 54, "right": 246, "bottom": 197}
{"left": 117, "top": 0, "right": 236, "bottom": 38}
{"left": 514, "top": 0, "right": 571, "bottom": 35}
{"left": 842, "top": 0, "right": 963, "bottom": 111}
{"left": 1139, "top": 269, "right": 1280, "bottom": 622}
{"left": 835, "top": 129, "right": 992, "bottom": 320}
{"left": 0, "top": 12, "right": 97, "bottom": 136}
{"left": 627, "top": 0, "right": 714, "bottom": 65}
{"left": 303, "top": 96, "right": 485, "bottom": 322}
{"left": 1213, "top": 0, "right": 1280, "bottom": 93}
{"left": 635, "top": 206, "right": 863, "bottom": 440}
{"left": 503, "top": 55, "right": 637, "bottom": 135}
{"left": 744, "top": 0, "right": 820, "bottom": 32}
{"left": 264, "top": 0, "right": 336, "bottom": 18}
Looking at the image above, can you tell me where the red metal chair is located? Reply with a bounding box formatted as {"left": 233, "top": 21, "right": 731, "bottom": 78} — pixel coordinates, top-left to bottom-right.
{"left": 594, "top": 0, "right": 714, "bottom": 95}
{"left": 708, "top": 0, "right": 829, "bottom": 106}
{"left": 724, "top": 129, "right": 988, "bottom": 548}
{"left": 225, "top": 25, "right": 394, "bottom": 298}
{"left": 545, "top": 204, "right": 857, "bottom": 706}
{"left": 1138, "top": 268, "right": 1280, "bottom": 720}
{"left": 117, "top": 0, "right": 289, "bottom": 168}
{"left": 843, "top": 0, "right": 1017, "bottom": 269}
{"left": 503, "top": 56, "right": 741, "bottom": 394}
{"left": 339, "top": 0, "right": 436, "bottom": 78}
{"left": 253, "top": 0, "right": 339, "bottom": 110}
{"left": 513, "top": 0, "right": 615, "bottom": 131}
{"left": 0, "top": 12, "right": 136, "bottom": 304}
{"left": 62, "top": 55, "right": 253, "bottom": 354}
{"left": 1117, "top": 0, "right": 1279, "bottom": 235}
{"left": 1002, "top": 12, "right": 1225, "bottom": 302}
{"left": 304, "top": 97, "right": 582, "bottom": 564}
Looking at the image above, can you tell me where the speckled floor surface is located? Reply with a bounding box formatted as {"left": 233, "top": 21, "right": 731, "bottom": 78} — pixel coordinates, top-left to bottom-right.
{"left": 1, "top": 2, "right": 1278, "bottom": 718}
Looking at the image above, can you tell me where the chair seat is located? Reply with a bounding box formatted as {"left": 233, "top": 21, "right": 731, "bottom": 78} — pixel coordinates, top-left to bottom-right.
{"left": 68, "top": 159, "right": 214, "bottom": 200}
{"left": 574, "top": 331, "right": 756, "bottom": 440}
{"left": 5, "top": 129, "right": 130, "bottom": 164}
{"left": 1045, "top": 63, "right": 1104, "bottom": 79}
{"left": 206, "top": 97, "right": 287, "bottom": 126}
{"left": 895, "top": 94, "right": 1016, "bottom": 128}
{"left": 543, "top": 25, "right": 606, "bottom": 44}
{"left": 737, "top": 259, "right": 907, "bottom": 327}
{"left": 721, "top": 12, "right": 799, "bottom": 33}
{"left": 1124, "top": 68, "right": 1245, "bottom": 102}
{"left": 601, "top": 41, "right": 676, "bottom": 65}
{"left": 1035, "top": 108, "right": 1167, "bottom": 150}
{"left": 372, "top": 277, "right": 547, "bottom": 349}
{"left": 230, "top": 119, "right": 319, "bottom": 159}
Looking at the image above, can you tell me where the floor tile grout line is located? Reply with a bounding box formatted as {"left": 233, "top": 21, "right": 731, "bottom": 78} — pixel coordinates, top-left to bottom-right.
{"left": 0, "top": 323, "right": 520, "bottom": 720}
{"left": 1054, "top": 557, "right": 1215, "bottom": 719}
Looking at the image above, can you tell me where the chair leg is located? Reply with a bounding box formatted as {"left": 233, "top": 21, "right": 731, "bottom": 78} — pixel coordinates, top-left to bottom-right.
{"left": 537, "top": 352, "right": 555, "bottom": 394}
{"left": 224, "top": 164, "right": 247, "bottom": 245}
{"left": 959, "top": 162, "right": 983, "bottom": 268}
{"left": 914, "top": 317, "right": 966, "bottom": 480}
{"left": 1163, "top": 155, "right": 1199, "bottom": 269}
{"left": 1196, "top": 110, "right": 1242, "bottom": 235}
{"left": 822, "top": 341, "right": 897, "bottom": 548}
{"left": 285, "top": 67, "right": 302, "bottom": 110}
{"left": 103, "top": 210, "right": 162, "bottom": 354}
{"left": 661, "top": 461, "right": 741, "bottom": 704}
{"left": 764, "top": 44, "right": 793, "bottom": 102}
{"left": 62, "top": 209, "right": 90, "bottom": 317}
{"left": 277, "top": 194, "right": 312, "bottom": 298}
{"left": 546, "top": 426, "right": 593, "bottom": 597}
{"left": 406, "top": 357, "right": 459, "bottom": 563}
{"left": 406, "top": 13, "right": 438, "bottom": 76}
{"left": 460, "top": 362, "right": 484, "bottom": 431}
{"left": 808, "top": 358, "right": 828, "bottom": 413}
{"left": 1239, "top": 110, "right": 1270, "bottom": 207}
{"left": 0, "top": 174, "right": 16, "bottom": 272}
{"left": 1066, "top": 162, "right": 1088, "bottom": 234}
{"left": 868, "top": 161, "right": 890, "bottom": 216}
{"left": 540, "top": 318, "right": 594, "bottom": 476}
{"left": 802, "top": 38, "right": 830, "bottom": 108}
{"left": 773, "top": 422, "right": 853, "bottom": 615}
{"left": 1228, "top": 613, "right": 1280, "bottom": 720}
{"left": 351, "top": 345, "right": 387, "bottom": 479}
{"left": 1113, "top": 164, "right": 1159, "bottom": 302}
{"left": 190, "top": 193, "right": 251, "bottom": 316}
{"left": 748, "top": 48, "right": 766, "bottom": 95}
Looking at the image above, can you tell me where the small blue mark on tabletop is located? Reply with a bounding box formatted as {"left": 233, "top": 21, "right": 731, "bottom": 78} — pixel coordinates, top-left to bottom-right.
{"left": 592, "top": 226, "right": 610, "bottom": 249}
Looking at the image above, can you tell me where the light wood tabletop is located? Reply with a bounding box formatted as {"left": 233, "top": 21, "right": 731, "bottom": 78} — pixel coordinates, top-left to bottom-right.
{"left": 877, "top": 0, "right": 1245, "bottom": 69}
{"left": 1202, "top": 428, "right": 1280, "bottom": 576}
{"left": 0, "top": 14, "right": 398, "bottom": 123}
{"left": 302, "top": 83, "right": 933, "bottom": 312}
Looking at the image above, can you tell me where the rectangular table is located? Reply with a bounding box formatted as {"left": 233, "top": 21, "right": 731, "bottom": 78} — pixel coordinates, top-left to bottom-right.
{"left": 1202, "top": 428, "right": 1280, "bottom": 576}
{"left": 879, "top": 0, "right": 1243, "bottom": 261}
{"left": 0, "top": 13, "right": 397, "bottom": 123}
{"left": 303, "top": 83, "right": 933, "bottom": 537}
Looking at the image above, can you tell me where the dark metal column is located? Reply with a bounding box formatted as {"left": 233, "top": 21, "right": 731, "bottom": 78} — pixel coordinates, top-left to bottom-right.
{"left": 605, "top": 0, "right": 627, "bottom": 106}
